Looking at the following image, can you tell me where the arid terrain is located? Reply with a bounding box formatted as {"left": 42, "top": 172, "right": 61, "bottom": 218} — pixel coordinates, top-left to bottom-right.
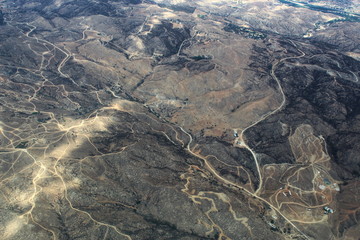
{"left": 0, "top": 0, "right": 359, "bottom": 239}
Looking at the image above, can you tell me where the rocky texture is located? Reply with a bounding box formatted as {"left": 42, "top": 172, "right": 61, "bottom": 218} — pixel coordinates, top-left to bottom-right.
{"left": 0, "top": 0, "right": 359, "bottom": 239}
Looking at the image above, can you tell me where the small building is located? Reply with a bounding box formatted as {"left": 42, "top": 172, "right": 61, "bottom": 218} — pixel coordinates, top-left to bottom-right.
{"left": 323, "top": 206, "right": 334, "bottom": 214}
